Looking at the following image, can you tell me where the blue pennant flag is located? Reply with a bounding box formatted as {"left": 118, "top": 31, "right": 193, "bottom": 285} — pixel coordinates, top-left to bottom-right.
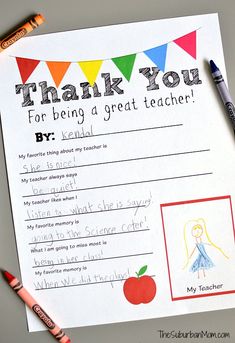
{"left": 144, "top": 44, "right": 168, "bottom": 72}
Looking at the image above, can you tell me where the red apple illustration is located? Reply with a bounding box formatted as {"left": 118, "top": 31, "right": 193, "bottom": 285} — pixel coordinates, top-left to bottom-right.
{"left": 123, "top": 265, "right": 156, "bottom": 305}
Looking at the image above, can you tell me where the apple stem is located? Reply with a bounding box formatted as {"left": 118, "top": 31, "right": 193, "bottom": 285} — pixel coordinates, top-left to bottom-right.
{"left": 136, "top": 265, "right": 148, "bottom": 278}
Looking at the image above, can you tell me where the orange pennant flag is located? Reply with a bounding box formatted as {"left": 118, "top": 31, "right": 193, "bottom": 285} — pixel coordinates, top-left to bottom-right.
{"left": 46, "top": 61, "right": 71, "bottom": 87}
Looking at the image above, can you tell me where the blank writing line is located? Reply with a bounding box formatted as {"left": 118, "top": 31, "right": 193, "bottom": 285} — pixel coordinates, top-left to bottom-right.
{"left": 32, "top": 252, "right": 153, "bottom": 269}
{"left": 35, "top": 275, "right": 156, "bottom": 291}
{"left": 23, "top": 172, "right": 213, "bottom": 198}
{"left": 19, "top": 149, "right": 210, "bottom": 175}
{"left": 61, "top": 124, "right": 183, "bottom": 141}
{"left": 25, "top": 205, "right": 145, "bottom": 222}
{"left": 28, "top": 228, "right": 150, "bottom": 245}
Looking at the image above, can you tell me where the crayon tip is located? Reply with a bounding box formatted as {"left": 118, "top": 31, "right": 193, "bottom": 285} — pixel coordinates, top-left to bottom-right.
{"left": 35, "top": 14, "right": 45, "bottom": 26}
{"left": 2, "top": 270, "right": 15, "bottom": 283}
{"left": 210, "top": 60, "right": 219, "bottom": 73}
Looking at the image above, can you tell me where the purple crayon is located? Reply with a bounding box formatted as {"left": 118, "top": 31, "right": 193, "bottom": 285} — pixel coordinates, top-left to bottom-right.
{"left": 210, "top": 60, "right": 235, "bottom": 133}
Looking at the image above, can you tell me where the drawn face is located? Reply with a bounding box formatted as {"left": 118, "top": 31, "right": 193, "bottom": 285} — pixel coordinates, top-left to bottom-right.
{"left": 191, "top": 224, "right": 203, "bottom": 238}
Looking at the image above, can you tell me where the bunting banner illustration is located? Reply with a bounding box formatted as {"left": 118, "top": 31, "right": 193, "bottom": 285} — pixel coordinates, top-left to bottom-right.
{"left": 78, "top": 60, "right": 103, "bottom": 86}
{"left": 144, "top": 44, "right": 168, "bottom": 72}
{"left": 46, "top": 61, "right": 71, "bottom": 88}
{"left": 173, "top": 31, "right": 196, "bottom": 59}
{"left": 14, "top": 29, "right": 197, "bottom": 86}
{"left": 16, "top": 57, "right": 40, "bottom": 84}
{"left": 112, "top": 54, "right": 137, "bottom": 81}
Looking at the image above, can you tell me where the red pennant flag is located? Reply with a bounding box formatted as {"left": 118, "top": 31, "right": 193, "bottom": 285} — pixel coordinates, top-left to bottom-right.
{"left": 16, "top": 57, "right": 40, "bottom": 83}
{"left": 173, "top": 31, "right": 196, "bottom": 59}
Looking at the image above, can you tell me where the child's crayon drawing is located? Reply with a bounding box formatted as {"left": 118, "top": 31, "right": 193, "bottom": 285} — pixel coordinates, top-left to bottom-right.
{"left": 183, "top": 218, "right": 228, "bottom": 279}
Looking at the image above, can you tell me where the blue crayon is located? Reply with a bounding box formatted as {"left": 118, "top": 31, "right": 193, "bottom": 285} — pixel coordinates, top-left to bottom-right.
{"left": 210, "top": 60, "right": 235, "bottom": 133}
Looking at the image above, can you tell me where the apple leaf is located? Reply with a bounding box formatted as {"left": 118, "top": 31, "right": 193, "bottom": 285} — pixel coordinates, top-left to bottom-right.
{"left": 137, "top": 265, "right": 147, "bottom": 277}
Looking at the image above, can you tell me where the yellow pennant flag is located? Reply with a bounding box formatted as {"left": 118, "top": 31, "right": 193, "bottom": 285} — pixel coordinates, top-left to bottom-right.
{"left": 78, "top": 60, "right": 103, "bottom": 86}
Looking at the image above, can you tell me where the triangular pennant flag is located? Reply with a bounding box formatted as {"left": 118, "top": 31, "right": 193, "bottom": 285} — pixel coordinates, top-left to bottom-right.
{"left": 46, "top": 61, "right": 71, "bottom": 87}
{"left": 78, "top": 60, "right": 103, "bottom": 86}
{"left": 144, "top": 44, "right": 168, "bottom": 72}
{"left": 173, "top": 31, "right": 197, "bottom": 59}
{"left": 16, "top": 57, "right": 40, "bottom": 83}
{"left": 112, "top": 54, "right": 136, "bottom": 81}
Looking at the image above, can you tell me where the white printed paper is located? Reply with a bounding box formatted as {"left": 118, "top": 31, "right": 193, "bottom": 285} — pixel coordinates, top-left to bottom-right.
{"left": 0, "top": 13, "right": 235, "bottom": 331}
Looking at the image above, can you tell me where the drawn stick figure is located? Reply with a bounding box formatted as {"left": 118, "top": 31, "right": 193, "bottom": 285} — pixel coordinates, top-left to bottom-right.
{"left": 183, "top": 218, "right": 228, "bottom": 279}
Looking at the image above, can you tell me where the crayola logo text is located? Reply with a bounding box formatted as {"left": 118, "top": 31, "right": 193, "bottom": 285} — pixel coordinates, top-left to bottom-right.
{"left": 32, "top": 304, "right": 55, "bottom": 329}
{"left": 1, "top": 28, "right": 27, "bottom": 49}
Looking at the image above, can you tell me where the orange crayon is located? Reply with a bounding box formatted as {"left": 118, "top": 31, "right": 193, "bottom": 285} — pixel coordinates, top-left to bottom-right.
{"left": 3, "top": 270, "right": 71, "bottom": 343}
{"left": 0, "top": 14, "right": 45, "bottom": 52}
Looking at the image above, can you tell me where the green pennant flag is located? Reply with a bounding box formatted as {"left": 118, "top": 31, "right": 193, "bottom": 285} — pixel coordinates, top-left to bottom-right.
{"left": 112, "top": 54, "right": 136, "bottom": 81}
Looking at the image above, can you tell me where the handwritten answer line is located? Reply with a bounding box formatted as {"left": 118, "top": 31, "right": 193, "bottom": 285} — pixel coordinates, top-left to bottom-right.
{"left": 61, "top": 124, "right": 183, "bottom": 141}
{"left": 19, "top": 149, "right": 210, "bottom": 175}
{"left": 25, "top": 205, "right": 146, "bottom": 221}
{"left": 35, "top": 275, "right": 156, "bottom": 291}
{"left": 29, "top": 228, "right": 151, "bottom": 245}
{"left": 32, "top": 252, "right": 153, "bottom": 269}
{"left": 23, "top": 172, "right": 213, "bottom": 198}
